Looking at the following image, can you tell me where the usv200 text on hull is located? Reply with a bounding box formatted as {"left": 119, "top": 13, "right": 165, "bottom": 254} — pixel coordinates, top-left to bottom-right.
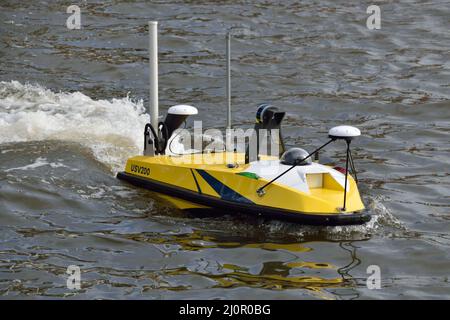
{"left": 117, "top": 21, "right": 371, "bottom": 226}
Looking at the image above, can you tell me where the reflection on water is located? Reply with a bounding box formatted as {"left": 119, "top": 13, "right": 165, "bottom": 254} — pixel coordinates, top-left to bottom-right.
{"left": 0, "top": 226, "right": 363, "bottom": 299}
{"left": 121, "top": 228, "right": 360, "bottom": 299}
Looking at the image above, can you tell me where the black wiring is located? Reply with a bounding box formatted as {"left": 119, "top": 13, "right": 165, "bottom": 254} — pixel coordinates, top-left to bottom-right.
{"left": 348, "top": 148, "right": 358, "bottom": 183}
{"left": 144, "top": 122, "right": 169, "bottom": 155}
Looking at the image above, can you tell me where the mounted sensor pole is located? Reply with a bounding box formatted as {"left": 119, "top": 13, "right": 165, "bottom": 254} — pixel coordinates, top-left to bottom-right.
{"left": 149, "top": 21, "right": 159, "bottom": 131}
{"left": 226, "top": 32, "right": 231, "bottom": 129}
{"left": 328, "top": 125, "right": 361, "bottom": 211}
{"left": 342, "top": 140, "right": 351, "bottom": 211}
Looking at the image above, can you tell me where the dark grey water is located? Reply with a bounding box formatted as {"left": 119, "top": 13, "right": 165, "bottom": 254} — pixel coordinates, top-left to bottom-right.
{"left": 0, "top": 0, "right": 449, "bottom": 299}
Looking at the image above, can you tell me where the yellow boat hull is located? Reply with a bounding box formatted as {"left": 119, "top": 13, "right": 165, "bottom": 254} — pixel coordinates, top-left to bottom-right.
{"left": 117, "top": 152, "right": 369, "bottom": 225}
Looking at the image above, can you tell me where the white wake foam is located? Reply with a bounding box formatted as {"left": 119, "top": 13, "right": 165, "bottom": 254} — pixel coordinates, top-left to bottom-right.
{"left": 4, "top": 156, "right": 79, "bottom": 173}
{"left": 261, "top": 195, "right": 406, "bottom": 239}
{"left": 0, "top": 81, "right": 149, "bottom": 173}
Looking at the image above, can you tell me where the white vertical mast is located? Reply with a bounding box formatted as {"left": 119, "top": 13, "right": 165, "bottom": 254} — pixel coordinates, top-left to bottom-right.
{"left": 226, "top": 32, "right": 231, "bottom": 129}
{"left": 149, "top": 21, "right": 159, "bottom": 131}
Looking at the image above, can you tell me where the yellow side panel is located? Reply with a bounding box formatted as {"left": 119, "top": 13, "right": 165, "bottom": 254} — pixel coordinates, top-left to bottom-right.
{"left": 125, "top": 156, "right": 221, "bottom": 197}
{"left": 323, "top": 173, "right": 344, "bottom": 191}
{"left": 204, "top": 170, "right": 364, "bottom": 214}
{"left": 125, "top": 159, "right": 198, "bottom": 192}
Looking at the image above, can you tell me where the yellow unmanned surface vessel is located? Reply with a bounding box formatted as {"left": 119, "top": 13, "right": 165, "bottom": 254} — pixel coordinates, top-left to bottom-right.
{"left": 117, "top": 22, "right": 370, "bottom": 226}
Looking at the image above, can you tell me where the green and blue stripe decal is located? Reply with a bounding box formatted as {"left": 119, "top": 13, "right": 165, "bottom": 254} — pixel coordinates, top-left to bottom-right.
{"left": 195, "top": 169, "right": 254, "bottom": 204}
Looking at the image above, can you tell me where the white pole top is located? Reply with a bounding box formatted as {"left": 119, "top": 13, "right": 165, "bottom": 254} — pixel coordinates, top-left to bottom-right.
{"left": 226, "top": 32, "right": 231, "bottom": 129}
{"left": 149, "top": 21, "right": 159, "bottom": 131}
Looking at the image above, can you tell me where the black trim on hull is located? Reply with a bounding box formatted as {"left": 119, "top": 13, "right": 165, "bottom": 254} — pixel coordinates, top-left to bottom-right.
{"left": 117, "top": 172, "right": 371, "bottom": 226}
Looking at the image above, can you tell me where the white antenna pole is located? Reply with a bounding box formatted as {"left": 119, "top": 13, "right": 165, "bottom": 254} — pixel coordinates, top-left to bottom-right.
{"left": 226, "top": 32, "right": 231, "bottom": 129}
{"left": 149, "top": 21, "right": 159, "bottom": 131}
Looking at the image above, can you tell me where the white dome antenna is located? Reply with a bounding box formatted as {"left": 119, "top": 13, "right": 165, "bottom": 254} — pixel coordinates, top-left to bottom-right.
{"left": 163, "top": 105, "right": 198, "bottom": 143}
{"left": 168, "top": 104, "right": 198, "bottom": 115}
{"left": 328, "top": 125, "right": 361, "bottom": 140}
